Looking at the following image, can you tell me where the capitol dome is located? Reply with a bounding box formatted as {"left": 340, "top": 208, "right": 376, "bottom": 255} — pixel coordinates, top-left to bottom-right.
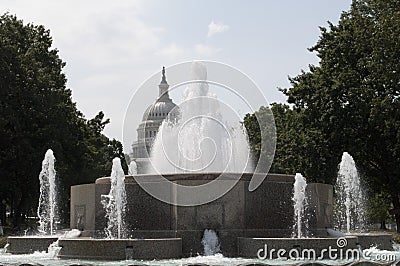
{"left": 142, "top": 98, "right": 178, "bottom": 122}
{"left": 131, "top": 67, "right": 179, "bottom": 163}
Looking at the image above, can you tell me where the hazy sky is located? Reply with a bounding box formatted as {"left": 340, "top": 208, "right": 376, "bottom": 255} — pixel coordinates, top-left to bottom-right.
{"left": 2, "top": 0, "right": 352, "bottom": 147}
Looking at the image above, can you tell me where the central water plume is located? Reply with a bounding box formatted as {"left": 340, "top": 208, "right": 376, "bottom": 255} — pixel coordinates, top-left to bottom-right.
{"left": 37, "top": 149, "right": 59, "bottom": 235}
{"left": 101, "top": 158, "right": 127, "bottom": 239}
{"left": 149, "top": 62, "right": 252, "bottom": 174}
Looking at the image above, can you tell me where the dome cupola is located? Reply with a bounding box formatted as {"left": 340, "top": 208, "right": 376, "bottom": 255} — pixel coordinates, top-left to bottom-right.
{"left": 142, "top": 66, "right": 178, "bottom": 122}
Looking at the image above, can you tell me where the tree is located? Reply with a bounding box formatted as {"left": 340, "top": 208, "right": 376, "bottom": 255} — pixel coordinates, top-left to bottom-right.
{"left": 0, "top": 13, "right": 126, "bottom": 230}
{"left": 244, "top": 104, "right": 332, "bottom": 183}
{"left": 279, "top": 0, "right": 400, "bottom": 232}
{"left": 368, "top": 192, "right": 391, "bottom": 230}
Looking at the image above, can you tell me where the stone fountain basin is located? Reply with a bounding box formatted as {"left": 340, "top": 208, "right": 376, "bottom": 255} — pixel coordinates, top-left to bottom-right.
{"left": 72, "top": 172, "right": 334, "bottom": 256}
{"left": 7, "top": 236, "right": 59, "bottom": 254}
{"left": 346, "top": 233, "right": 393, "bottom": 250}
{"left": 57, "top": 237, "right": 182, "bottom": 260}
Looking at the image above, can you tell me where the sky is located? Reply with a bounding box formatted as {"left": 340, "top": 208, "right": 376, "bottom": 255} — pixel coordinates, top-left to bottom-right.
{"left": 2, "top": 0, "right": 352, "bottom": 151}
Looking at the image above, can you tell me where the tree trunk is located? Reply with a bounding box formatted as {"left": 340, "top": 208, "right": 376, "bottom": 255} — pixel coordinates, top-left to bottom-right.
{"left": 13, "top": 194, "right": 27, "bottom": 231}
{"left": 12, "top": 199, "right": 21, "bottom": 231}
{"left": 10, "top": 193, "right": 15, "bottom": 219}
{"left": 0, "top": 201, "right": 5, "bottom": 226}
{"left": 380, "top": 220, "right": 387, "bottom": 230}
{"left": 391, "top": 193, "right": 400, "bottom": 233}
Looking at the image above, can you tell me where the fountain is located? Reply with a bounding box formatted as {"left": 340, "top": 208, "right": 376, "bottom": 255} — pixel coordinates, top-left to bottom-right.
{"left": 4, "top": 64, "right": 395, "bottom": 264}
{"left": 292, "top": 173, "right": 308, "bottom": 238}
{"left": 202, "top": 229, "right": 221, "bottom": 256}
{"left": 149, "top": 62, "right": 252, "bottom": 174}
{"left": 101, "top": 157, "right": 127, "bottom": 239}
{"left": 333, "top": 152, "right": 392, "bottom": 251}
{"left": 67, "top": 63, "right": 338, "bottom": 259}
{"left": 56, "top": 158, "right": 181, "bottom": 260}
{"left": 335, "top": 152, "right": 366, "bottom": 232}
{"left": 37, "top": 149, "right": 59, "bottom": 235}
{"left": 7, "top": 149, "right": 60, "bottom": 254}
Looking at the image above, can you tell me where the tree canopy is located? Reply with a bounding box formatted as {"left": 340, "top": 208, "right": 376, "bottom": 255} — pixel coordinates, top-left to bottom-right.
{"left": 0, "top": 13, "right": 126, "bottom": 230}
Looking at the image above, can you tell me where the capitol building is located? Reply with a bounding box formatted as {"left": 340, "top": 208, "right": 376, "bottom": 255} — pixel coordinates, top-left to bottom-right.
{"left": 131, "top": 67, "right": 179, "bottom": 173}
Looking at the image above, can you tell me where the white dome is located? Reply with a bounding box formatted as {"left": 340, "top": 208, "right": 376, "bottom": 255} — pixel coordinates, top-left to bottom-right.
{"left": 142, "top": 98, "right": 178, "bottom": 122}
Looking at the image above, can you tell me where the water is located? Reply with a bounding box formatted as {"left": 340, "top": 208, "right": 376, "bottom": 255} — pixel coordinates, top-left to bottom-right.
{"left": 37, "top": 149, "right": 59, "bottom": 235}
{"left": 201, "top": 229, "right": 221, "bottom": 256}
{"left": 62, "top": 229, "right": 81, "bottom": 238}
{"left": 128, "top": 161, "right": 137, "bottom": 175}
{"left": 0, "top": 249, "right": 398, "bottom": 265}
{"left": 2, "top": 244, "right": 9, "bottom": 253}
{"left": 335, "top": 152, "right": 366, "bottom": 232}
{"left": 101, "top": 158, "right": 127, "bottom": 239}
{"left": 292, "top": 173, "right": 308, "bottom": 238}
{"left": 47, "top": 240, "right": 61, "bottom": 257}
{"left": 149, "top": 62, "right": 253, "bottom": 174}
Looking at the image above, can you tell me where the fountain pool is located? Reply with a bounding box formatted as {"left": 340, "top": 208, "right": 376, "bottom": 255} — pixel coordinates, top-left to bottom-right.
{"left": 1, "top": 246, "right": 400, "bottom": 265}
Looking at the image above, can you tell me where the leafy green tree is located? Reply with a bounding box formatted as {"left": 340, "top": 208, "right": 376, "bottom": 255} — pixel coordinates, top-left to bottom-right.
{"left": 244, "top": 104, "right": 331, "bottom": 183}
{"left": 243, "top": 106, "right": 276, "bottom": 173}
{"left": 367, "top": 192, "right": 391, "bottom": 230}
{"left": 0, "top": 13, "right": 126, "bottom": 230}
{"left": 280, "top": 0, "right": 400, "bottom": 232}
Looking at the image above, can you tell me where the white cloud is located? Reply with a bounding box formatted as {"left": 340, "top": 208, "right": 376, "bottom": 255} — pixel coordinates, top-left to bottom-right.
{"left": 207, "top": 21, "right": 230, "bottom": 37}
{"left": 194, "top": 44, "right": 221, "bottom": 57}
{"left": 4, "top": 0, "right": 163, "bottom": 64}
{"left": 155, "top": 43, "right": 222, "bottom": 61}
{"left": 155, "top": 43, "right": 185, "bottom": 59}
